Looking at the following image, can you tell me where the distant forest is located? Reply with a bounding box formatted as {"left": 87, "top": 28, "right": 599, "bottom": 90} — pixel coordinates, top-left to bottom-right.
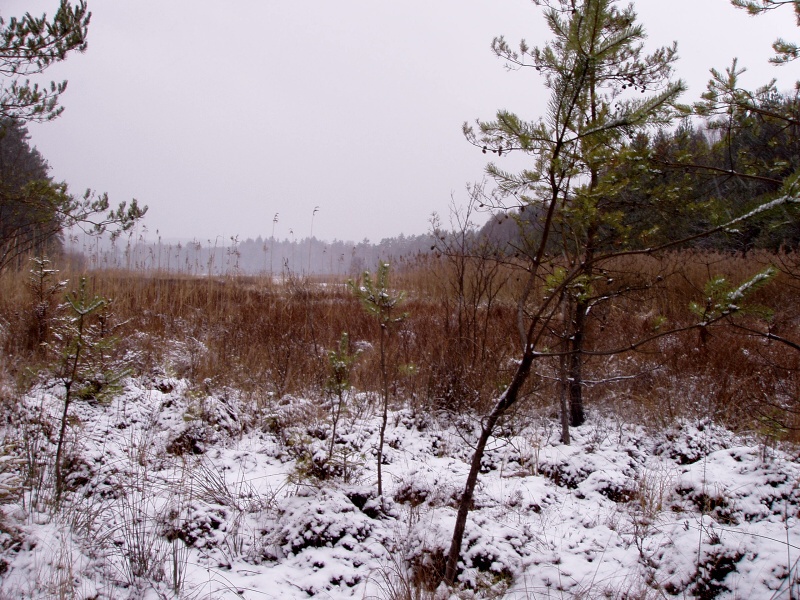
{"left": 64, "top": 230, "right": 437, "bottom": 277}
{"left": 4, "top": 79, "right": 800, "bottom": 275}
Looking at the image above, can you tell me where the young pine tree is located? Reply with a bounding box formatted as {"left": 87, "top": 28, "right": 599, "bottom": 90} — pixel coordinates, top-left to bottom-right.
{"left": 50, "top": 278, "right": 127, "bottom": 502}
{"left": 349, "top": 262, "right": 406, "bottom": 498}
{"left": 469, "top": 0, "right": 685, "bottom": 430}
{"left": 324, "top": 332, "right": 360, "bottom": 475}
{"left": 447, "top": 0, "right": 684, "bottom": 585}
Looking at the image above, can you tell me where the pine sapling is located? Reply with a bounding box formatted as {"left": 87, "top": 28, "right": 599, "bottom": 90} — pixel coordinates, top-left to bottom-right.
{"left": 325, "top": 332, "right": 359, "bottom": 470}
{"left": 350, "top": 262, "right": 407, "bottom": 497}
{"left": 27, "top": 256, "right": 65, "bottom": 353}
{"left": 50, "top": 278, "right": 127, "bottom": 503}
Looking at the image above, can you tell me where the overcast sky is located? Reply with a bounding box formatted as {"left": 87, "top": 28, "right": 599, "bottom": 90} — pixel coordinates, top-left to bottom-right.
{"left": 6, "top": 0, "right": 800, "bottom": 244}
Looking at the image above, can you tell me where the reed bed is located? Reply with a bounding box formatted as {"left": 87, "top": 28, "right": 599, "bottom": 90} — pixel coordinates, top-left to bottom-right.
{"left": 1, "top": 249, "right": 798, "bottom": 440}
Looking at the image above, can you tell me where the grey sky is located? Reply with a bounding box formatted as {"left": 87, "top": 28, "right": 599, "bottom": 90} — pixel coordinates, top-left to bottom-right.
{"left": 6, "top": 0, "right": 800, "bottom": 244}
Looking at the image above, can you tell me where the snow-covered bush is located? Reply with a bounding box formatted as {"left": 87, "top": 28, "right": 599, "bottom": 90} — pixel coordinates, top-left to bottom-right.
{"left": 654, "top": 419, "right": 735, "bottom": 465}
{"left": 271, "top": 488, "right": 376, "bottom": 556}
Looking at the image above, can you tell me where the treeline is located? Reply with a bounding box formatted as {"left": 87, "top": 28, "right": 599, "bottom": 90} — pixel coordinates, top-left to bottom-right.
{"left": 2, "top": 17, "right": 799, "bottom": 273}
{"left": 66, "top": 229, "right": 436, "bottom": 276}
{"left": 0, "top": 119, "right": 66, "bottom": 269}
{"left": 0, "top": 118, "right": 143, "bottom": 273}
{"left": 479, "top": 84, "right": 800, "bottom": 255}
{"left": 33, "top": 82, "right": 800, "bottom": 276}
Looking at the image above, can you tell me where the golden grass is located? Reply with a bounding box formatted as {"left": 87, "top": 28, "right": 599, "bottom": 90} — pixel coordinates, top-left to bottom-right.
{"left": 1, "top": 249, "right": 798, "bottom": 440}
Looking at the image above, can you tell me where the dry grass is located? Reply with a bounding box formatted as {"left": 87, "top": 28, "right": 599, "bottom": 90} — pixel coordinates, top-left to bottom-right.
{"left": 1, "top": 249, "right": 799, "bottom": 440}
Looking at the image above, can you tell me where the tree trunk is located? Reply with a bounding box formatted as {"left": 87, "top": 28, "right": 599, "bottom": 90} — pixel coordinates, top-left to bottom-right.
{"left": 559, "top": 296, "right": 571, "bottom": 444}
{"left": 443, "top": 421, "right": 493, "bottom": 586}
{"left": 54, "top": 313, "right": 85, "bottom": 504}
{"left": 569, "top": 222, "right": 596, "bottom": 428}
{"left": 569, "top": 296, "right": 588, "bottom": 427}
{"left": 377, "top": 323, "right": 388, "bottom": 497}
{"left": 53, "top": 385, "right": 71, "bottom": 503}
{"left": 559, "top": 350, "right": 571, "bottom": 445}
{"left": 443, "top": 350, "right": 535, "bottom": 585}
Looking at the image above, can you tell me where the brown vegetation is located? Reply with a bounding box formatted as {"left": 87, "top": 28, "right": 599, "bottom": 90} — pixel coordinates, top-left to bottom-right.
{"left": 1, "top": 249, "right": 798, "bottom": 443}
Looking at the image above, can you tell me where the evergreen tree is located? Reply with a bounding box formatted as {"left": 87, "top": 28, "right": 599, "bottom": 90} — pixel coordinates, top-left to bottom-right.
{"left": 0, "top": 118, "right": 69, "bottom": 269}
{"left": 0, "top": 4, "right": 146, "bottom": 271}
{"left": 466, "top": 0, "right": 684, "bottom": 430}
{"left": 443, "top": 0, "right": 800, "bottom": 587}
{"left": 594, "top": 80, "right": 800, "bottom": 253}
{"left": 0, "top": 118, "right": 146, "bottom": 271}
{"left": 0, "top": 1, "right": 90, "bottom": 122}
{"left": 694, "top": 64, "right": 800, "bottom": 250}
{"left": 732, "top": 0, "right": 800, "bottom": 64}
{"left": 350, "top": 262, "right": 406, "bottom": 498}
{"left": 50, "top": 277, "right": 127, "bottom": 503}
{"left": 446, "top": 0, "right": 685, "bottom": 585}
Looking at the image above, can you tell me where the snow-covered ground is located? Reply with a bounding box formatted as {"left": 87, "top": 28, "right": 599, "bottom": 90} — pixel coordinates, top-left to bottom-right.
{"left": 1, "top": 377, "right": 798, "bottom": 599}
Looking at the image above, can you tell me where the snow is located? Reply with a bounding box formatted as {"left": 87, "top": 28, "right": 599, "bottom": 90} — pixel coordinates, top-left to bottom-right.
{"left": 1, "top": 378, "right": 799, "bottom": 598}
{"left": 724, "top": 194, "right": 800, "bottom": 231}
